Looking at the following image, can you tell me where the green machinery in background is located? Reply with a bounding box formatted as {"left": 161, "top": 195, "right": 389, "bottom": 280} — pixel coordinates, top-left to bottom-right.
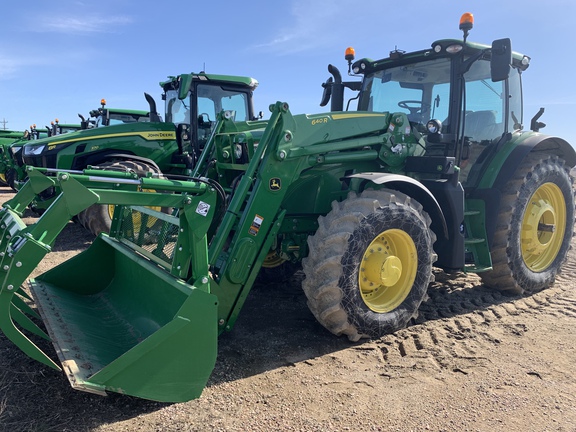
{"left": 19, "top": 74, "right": 258, "bottom": 235}
{"left": 0, "top": 118, "right": 84, "bottom": 191}
{"left": 0, "top": 129, "right": 25, "bottom": 186}
{"left": 0, "top": 13, "right": 573, "bottom": 402}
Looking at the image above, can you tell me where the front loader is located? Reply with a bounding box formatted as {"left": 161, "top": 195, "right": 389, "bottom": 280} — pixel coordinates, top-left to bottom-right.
{"left": 0, "top": 13, "right": 573, "bottom": 402}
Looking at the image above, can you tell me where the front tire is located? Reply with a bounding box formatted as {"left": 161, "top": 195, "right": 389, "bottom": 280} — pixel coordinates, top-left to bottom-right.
{"left": 480, "top": 154, "right": 574, "bottom": 294}
{"left": 77, "top": 160, "right": 160, "bottom": 236}
{"left": 302, "top": 189, "right": 436, "bottom": 341}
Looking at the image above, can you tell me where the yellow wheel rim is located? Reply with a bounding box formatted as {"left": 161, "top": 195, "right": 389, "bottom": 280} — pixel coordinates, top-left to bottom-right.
{"left": 107, "top": 204, "right": 116, "bottom": 220}
{"left": 262, "top": 251, "right": 286, "bottom": 268}
{"left": 521, "top": 182, "right": 566, "bottom": 272}
{"left": 107, "top": 189, "right": 163, "bottom": 232}
{"left": 359, "top": 228, "right": 418, "bottom": 313}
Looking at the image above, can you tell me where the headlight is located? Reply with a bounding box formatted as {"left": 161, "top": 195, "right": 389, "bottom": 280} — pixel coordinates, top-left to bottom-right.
{"left": 24, "top": 144, "right": 46, "bottom": 156}
{"left": 446, "top": 44, "right": 463, "bottom": 54}
{"left": 426, "top": 119, "right": 442, "bottom": 134}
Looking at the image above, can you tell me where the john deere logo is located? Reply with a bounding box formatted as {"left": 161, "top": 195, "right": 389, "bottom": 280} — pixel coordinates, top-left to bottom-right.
{"left": 269, "top": 178, "right": 281, "bottom": 191}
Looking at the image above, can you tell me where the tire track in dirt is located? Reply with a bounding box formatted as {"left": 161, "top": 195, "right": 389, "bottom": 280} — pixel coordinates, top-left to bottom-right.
{"left": 369, "top": 236, "right": 576, "bottom": 377}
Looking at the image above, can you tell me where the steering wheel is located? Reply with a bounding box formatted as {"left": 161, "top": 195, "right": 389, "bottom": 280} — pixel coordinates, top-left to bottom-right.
{"left": 198, "top": 112, "right": 212, "bottom": 127}
{"left": 397, "top": 100, "right": 430, "bottom": 116}
{"left": 199, "top": 112, "right": 212, "bottom": 121}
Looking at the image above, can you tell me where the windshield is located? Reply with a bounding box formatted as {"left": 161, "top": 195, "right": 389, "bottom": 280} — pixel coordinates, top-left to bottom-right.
{"left": 165, "top": 85, "right": 250, "bottom": 125}
{"left": 95, "top": 112, "right": 150, "bottom": 127}
{"left": 197, "top": 84, "right": 249, "bottom": 122}
{"left": 359, "top": 57, "right": 452, "bottom": 129}
{"left": 358, "top": 55, "right": 519, "bottom": 143}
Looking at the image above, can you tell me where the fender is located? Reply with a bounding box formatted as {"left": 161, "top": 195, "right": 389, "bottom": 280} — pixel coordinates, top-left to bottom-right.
{"left": 347, "top": 172, "right": 449, "bottom": 240}
{"left": 472, "top": 133, "right": 576, "bottom": 248}
{"left": 483, "top": 133, "right": 575, "bottom": 190}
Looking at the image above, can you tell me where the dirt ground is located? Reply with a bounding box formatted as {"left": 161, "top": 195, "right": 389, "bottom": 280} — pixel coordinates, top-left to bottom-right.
{"left": 0, "top": 186, "right": 575, "bottom": 432}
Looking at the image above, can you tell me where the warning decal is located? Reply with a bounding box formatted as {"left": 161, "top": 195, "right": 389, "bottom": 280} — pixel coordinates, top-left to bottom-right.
{"left": 196, "top": 201, "right": 211, "bottom": 217}
{"left": 248, "top": 214, "right": 264, "bottom": 236}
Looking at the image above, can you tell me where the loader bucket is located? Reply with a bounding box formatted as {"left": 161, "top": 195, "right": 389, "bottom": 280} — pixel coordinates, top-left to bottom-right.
{"left": 29, "top": 235, "right": 218, "bottom": 402}
{"left": 0, "top": 168, "right": 221, "bottom": 402}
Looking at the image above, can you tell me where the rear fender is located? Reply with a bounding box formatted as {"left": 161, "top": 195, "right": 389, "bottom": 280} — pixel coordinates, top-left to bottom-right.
{"left": 474, "top": 133, "right": 576, "bottom": 247}
{"left": 487, "top": 134, "right": 576, "bottom": 190}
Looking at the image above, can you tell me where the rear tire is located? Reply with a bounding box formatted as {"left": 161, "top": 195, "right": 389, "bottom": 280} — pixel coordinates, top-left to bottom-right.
{"left": 302, "top": 189, "right": 436, "bottom": 341}
{"left": 480, "top": 154, "right": 574, "bottom": 294}
{"left": 78, "top": 160, "right": 160, "bottom": 236}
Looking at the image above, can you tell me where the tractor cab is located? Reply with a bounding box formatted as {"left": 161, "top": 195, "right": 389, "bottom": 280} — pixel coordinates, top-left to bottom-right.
{"left": 87, "top": 99, "right": 151, "bottom": 128}
{"left": 323, "top": 14, "right": 530, "bottom": 187}
{"left": 161, "top": 73, "right": 259, "bottom": 159}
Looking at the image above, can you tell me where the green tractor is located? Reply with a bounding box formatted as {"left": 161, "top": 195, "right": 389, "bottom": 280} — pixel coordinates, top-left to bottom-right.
{"left": 1, "top": 119, "right": 85, "bottom": 191}
{"left": 20, "top": 73, "right": 258, "bottom": 234}
{"left": 0, "top": 129, "right": 25, "bottom": 186}
{"left": 0, "top": 125, "right": 53, "bottom": 190}
{"left": 78, "top": 98, "right": 150, "bottom": 129}
{"left": 0, "top": 119, "right": 84, "bottom": 191}
{"left": 48, "top": 118, "right": 82, "bottom": 136}
{"left": 0, "top": 13, "right": 573, "bottom": 402}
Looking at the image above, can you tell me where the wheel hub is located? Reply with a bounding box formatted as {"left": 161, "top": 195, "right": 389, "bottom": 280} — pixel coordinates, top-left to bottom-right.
{"left": 521, "top": 199, "right": 556, "bottom": 255}
{"left": 521, "top": 182, "right": 566, "bottom": 271}
{"left": 359, "top": 229, "right": 417, "bottom": 313}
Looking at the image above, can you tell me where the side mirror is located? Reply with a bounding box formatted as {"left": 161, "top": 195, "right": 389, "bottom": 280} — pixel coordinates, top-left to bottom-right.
{"left": 491, "top": 38, "right": 512, "bottom": 82}
{"left": 178, "top": 74, "right": 193, "bottom": 100}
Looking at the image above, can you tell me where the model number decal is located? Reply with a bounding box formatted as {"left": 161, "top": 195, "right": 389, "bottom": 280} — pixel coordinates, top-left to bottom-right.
{"left": 311, "top": 117, "right": 328, "bottom": 125}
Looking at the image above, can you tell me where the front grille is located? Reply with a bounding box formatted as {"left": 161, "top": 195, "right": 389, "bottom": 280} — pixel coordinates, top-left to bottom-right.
{"left": 23, "top": 154, "right": 57, "bottom": 169}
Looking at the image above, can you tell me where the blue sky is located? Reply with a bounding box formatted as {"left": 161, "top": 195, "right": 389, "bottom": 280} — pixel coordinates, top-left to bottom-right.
{"left": 0, "top": 0, "right": 574, "bottom": 146}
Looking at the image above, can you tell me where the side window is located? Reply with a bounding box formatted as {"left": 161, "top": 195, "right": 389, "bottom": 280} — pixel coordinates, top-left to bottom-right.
{"left": 508, "top": 67, "right": 522, "bottom": 131}
{"left": 221, "top": 94, "right": 247, "bottom": 121}
{"left": 463, "top": 60, "right": 505, "bottom": 142}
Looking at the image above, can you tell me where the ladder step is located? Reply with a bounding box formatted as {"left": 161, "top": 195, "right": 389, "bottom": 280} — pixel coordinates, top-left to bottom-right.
{"left": 465, "top": 237, "right": 485, "bottom": 245}
{"left": 464, "top": 210, "right": 481, "bottom": 216}
{"left": 464, "top": 264, "right": 493, "bottom": 273}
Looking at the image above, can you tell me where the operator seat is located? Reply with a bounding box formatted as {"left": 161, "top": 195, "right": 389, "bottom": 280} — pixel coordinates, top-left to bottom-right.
{"left": 464, "top": 110, "right": 501, "bottom": 142}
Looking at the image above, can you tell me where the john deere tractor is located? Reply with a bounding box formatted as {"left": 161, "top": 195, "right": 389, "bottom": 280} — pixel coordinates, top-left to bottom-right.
{"left": 0, "top": 125, "right": 52, "bottom": 190}
{"left": 77, "top": 99, "right": 150, "bottom": 129}
{"left": 0, "top": 129, "right": 25, "bottom": 186}
{"left": 0, "top": 13, "right": 572, "bottom": 402}
{"left": 20, "top": 73, "right": 258, "bottom": 234}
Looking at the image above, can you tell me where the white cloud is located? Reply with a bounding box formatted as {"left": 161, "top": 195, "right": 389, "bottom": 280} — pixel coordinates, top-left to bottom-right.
{"left": 0, "top": 53, "right": 51, "bottom": 80}
{"left": 34, "top": 15, "right": 132, "bottom": 34}
{"left": 253, "top": 0, "right": 368, "bottom": 55}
